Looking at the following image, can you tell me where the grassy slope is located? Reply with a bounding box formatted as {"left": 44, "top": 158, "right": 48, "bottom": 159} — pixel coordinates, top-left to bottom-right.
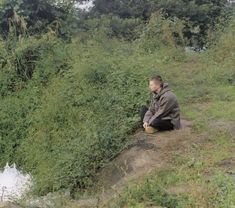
{"left": 0, "top": 13, "right": 234, "bottom": 207}
{"left": 106, "top": 22, "right": 235, "bottom": 207}
{"left": 18, "top": 18, "right": 234, "bottom": 201}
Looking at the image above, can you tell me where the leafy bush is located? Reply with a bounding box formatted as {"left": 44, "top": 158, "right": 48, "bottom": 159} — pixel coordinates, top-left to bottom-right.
{"left": 0, "top": 2, "right": 234, "bottom": 199}
{"left": 0, "top": 0, "right": 73, "bottom": 38}
{"left": 0, "top": 33, "right": 70, "bottom": 96}
{"left": 138, "top": 12, "right": 185, "bottom": 52}
{"left": 79, "top": 14, "right": 144, "bottom": 41}
{"left": 0, "top": 38, "right": 23, "bottom": 96}
{"left": 17, "top": 50, "right": 150, "bottom": 194}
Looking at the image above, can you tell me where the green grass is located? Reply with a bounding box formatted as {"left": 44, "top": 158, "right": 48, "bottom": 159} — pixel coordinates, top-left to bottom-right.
{"left": 0, "top": 13, "right": 234, "bottom": 204}
{"left": 107, "top": 20, "right": 235, "bottom": 208}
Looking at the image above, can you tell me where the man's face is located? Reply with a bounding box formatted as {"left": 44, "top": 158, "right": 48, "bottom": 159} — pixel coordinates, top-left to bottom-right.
{"left": 149, "top": 80, "right": 161, "bottom": 92}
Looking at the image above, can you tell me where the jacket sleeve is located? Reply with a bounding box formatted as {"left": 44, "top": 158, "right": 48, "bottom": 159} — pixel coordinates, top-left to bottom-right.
{"left": 148, "top": 95, "right": 175, "bottom": 125}
{"left": 143, "top": 99, "right": 155, "bottom": 123}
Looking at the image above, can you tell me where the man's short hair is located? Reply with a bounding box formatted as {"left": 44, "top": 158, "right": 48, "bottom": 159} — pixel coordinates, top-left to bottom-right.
{"left": 150, "top": 75, "right": 163, "bottom": 86}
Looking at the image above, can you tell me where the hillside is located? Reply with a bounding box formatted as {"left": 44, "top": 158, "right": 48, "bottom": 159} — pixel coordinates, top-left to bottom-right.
{"left": 67, "top": 22, "right": 235, "bottom": 207}
{"left": 0, "top": 0, "right": 234, "bottom": 207}
{"left": 22, "top": 19, "right": 235, "bottom": 207}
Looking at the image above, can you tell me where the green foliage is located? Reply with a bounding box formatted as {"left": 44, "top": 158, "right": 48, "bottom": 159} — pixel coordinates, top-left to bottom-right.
{"left": 0, "top": 34, "right": 70, "bottom": 170}
{"left": 154, "top": 0, "right": 230, "bottom": 47}
{"left": 0, "top": 33, "right": 70, "bottom": 96}
{"left": 208, "top": 171, "right": 235, "bottom": 207}
{"left": 0, "top": 0, "right": 74, "bottom": 39}
{"left": 138, "top": 12, "right": 185, "bottom": 52}
{"left": 0, "top": 0, "right": 234, "bottom": 201}
{"left": 0, "top": 38, "right": 23, "bottom": 96}
{"left": 110, "top": 169, "right": 194, "bottom": 208}
{"left": 208, "top": 17, "right": 235, "bottom": 63}
{"left": 78, "top": 14, "right": 144, "bottom": 41}
{"left": 80, "top": 0, "right": 232, "bottom": 47}
{"left": 111, "top": 167, "right": 235, "bottom": 207}
{"left": 0, "top": 85, "right": 41, "bottom": 167}
{"left": 17, "top": 43, "right": 150, "bottom": 194}
{"left": 86, "top": 0, "right": 155, "bottom": 19}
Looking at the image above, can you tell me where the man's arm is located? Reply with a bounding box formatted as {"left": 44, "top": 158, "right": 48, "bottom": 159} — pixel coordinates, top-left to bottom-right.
{"left": 143, "top": 99, "right": 155, "bottom": 124}
{"left": 148, "top": 95, "right": 175, "bottom": 125}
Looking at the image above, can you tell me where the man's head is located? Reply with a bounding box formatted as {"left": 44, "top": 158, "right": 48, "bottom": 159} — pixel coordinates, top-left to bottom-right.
{"left": 149, "top": 75, "right": 163, "bottom": 92}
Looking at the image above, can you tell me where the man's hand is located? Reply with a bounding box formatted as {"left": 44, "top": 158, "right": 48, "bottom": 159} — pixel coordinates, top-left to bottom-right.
{"left": 143, "top": 122, "right": 149, "bottom": 129}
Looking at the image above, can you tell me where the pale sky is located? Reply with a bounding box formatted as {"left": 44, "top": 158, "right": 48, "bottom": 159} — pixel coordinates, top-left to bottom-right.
{"left": 76, "top": 0, "right": 94, "bottom": 11}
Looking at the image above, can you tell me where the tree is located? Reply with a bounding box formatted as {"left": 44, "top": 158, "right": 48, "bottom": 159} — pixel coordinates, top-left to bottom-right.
{"left": 77, "top": 0, "right": 156, "bottom": 19}
{"left": 155, "top": 0, "right": 228, "bottom": 47}
{"left": 0, "top": 0, "right": 75, "bottom": 38}
{"left": 77, "top": 0, "right": 230, "bottom": 47}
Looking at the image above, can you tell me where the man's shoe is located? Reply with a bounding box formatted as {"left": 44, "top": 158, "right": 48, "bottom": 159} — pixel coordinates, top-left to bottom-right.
{"left": 145, "top": 126, "right": 157, "bottom": 134}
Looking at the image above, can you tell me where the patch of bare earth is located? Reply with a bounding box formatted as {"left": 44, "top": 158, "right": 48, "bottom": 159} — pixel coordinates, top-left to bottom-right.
{"left": 68, "top": 119, "right": 196, "bottom": 208}
{"left": 67, "top": 115, "right": 235, "bottom": 208}
{"left": 217, "top": 157, "right": 235, "bottom": 178}
{"left": 68, "top": 119, "right": 235, "bottom": 207}
{"left": 209, "top": 120, "right": 235, "bottom": 139}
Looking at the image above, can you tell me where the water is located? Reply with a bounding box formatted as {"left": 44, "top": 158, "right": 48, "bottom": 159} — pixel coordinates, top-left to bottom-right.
{"left": 0, "top": 163, "right": 32, "bottom": 202}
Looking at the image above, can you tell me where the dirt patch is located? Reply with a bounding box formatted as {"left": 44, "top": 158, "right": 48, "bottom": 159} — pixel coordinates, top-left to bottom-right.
{"left": 69, "top": 118, "right": 235, "bottom": 207}
{"left": 209, "top": 120, "right": 235, "bottom": 138}
{"left": 97, "top": 120, "right": 192, "bottom": 206}
{"left": 69, "top": 119, "right": 193, "bottom": 207}
{"left": 167, "top": 183, "right": 204, "bottom": 195}
{"left": 217, "top": 157, "right": 235, "bottom": 170}
{"left": 98, "top": 119, "right": 193, "bottom": 189}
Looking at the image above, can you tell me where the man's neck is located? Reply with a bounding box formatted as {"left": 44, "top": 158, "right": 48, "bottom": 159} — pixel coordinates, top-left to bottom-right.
{"left": 156, "top": 87, "right": 162, "bottom": 93}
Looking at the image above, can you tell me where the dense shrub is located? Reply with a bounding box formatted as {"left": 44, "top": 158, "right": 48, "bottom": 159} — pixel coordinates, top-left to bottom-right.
{"left": 80, "top": 0, "right": 232, "bottom": 47}
{"left": 0, "top": 34, "right": 71, "bottom": 168}
{"left": 0, "top": 1, "right": 234, "bottom": 198}
{"left": 138, "top": 12, "right": 185, "bottom": 52}
{"left": 0, "top": 0, "right": 74, "bottom": 39}
{"left": 0, "top": 33, "right": 70, "bottom": 96}
{"left": 78, "top": 14, "right": 144, "bottom": 41}
{"left": 18, "top": 46, "right": 150, "bottom": 194}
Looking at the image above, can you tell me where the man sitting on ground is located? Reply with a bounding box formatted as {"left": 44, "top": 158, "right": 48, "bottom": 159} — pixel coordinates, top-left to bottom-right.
{"left": 140, "top": 75, "right": 181, "bottom": 134}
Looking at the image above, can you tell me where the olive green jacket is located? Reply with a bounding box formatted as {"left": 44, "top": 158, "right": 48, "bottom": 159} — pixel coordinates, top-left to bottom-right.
{"left": 143, "top": 83, "right": 181, "bottom": 130}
